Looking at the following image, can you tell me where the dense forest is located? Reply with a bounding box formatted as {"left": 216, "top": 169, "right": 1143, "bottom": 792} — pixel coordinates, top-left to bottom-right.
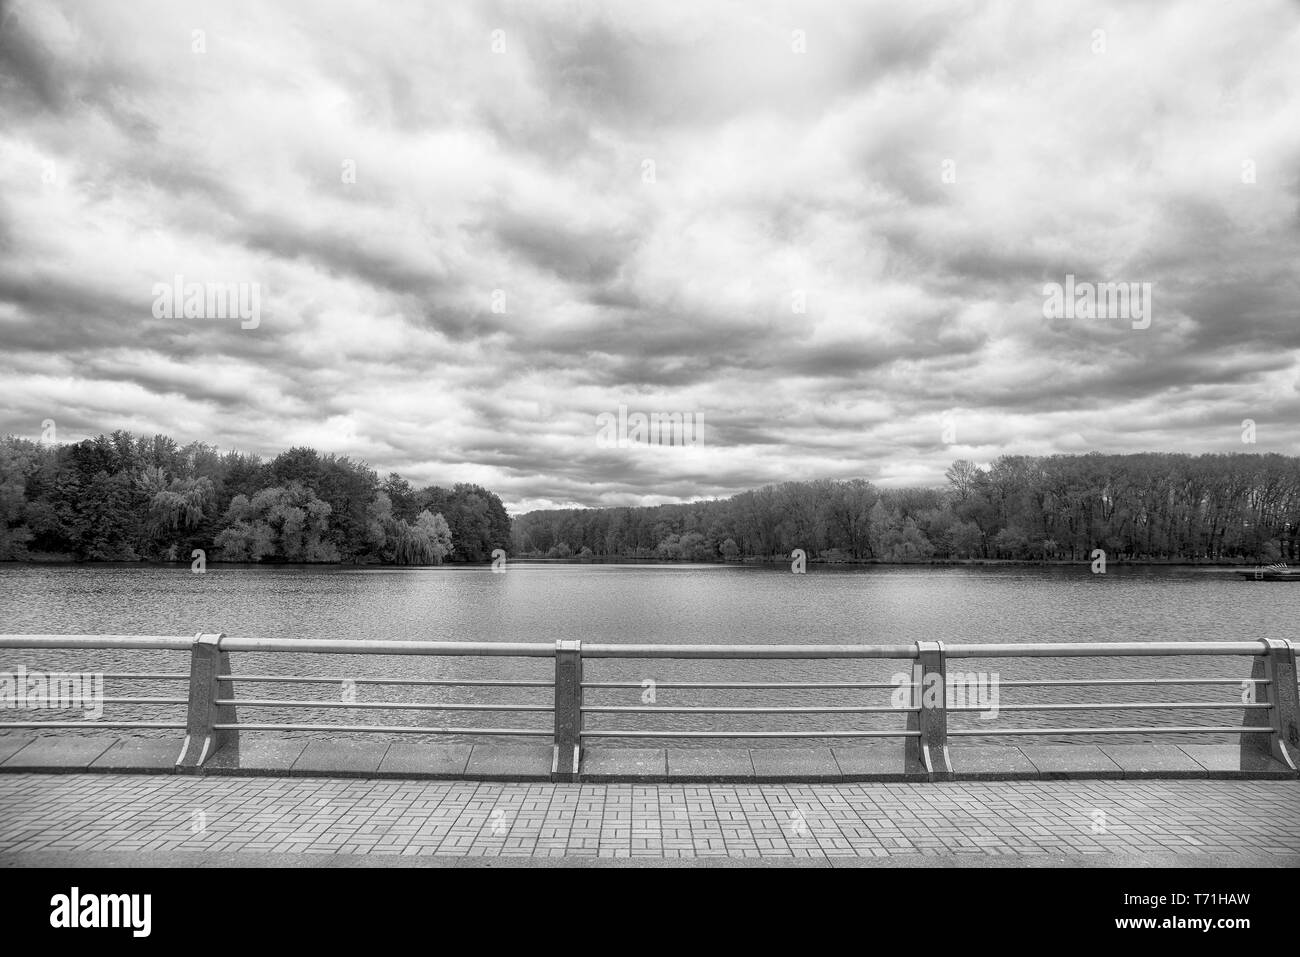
{"left": 0, "top": 432, "right": 511, "bottom": 564}
{"left": 4, "top": 440, "right": 1297, "bottom": 566}
{"left": 512, "top": 453, "right": 1300, "bottom": 564}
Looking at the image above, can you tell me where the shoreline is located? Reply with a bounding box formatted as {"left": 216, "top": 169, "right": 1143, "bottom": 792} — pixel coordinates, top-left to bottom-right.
{"left": 0, "top": 557, "right": 1282, "bottom": 569}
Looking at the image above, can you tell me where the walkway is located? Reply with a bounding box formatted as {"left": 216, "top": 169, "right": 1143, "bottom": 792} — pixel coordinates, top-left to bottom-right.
{"left": 2, "top": 773, "right": 1297, "bottom": 864}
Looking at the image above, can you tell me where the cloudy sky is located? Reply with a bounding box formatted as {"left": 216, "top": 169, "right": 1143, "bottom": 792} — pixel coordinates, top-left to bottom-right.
{"left": 2, "top": 0, "right": 1298, "bottom": 513}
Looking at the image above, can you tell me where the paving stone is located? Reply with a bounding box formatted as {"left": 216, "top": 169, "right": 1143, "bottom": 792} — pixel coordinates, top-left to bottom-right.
{"left": 0, "top": 737, "right": 36, "bottom": 765}
{"left": 91, "top": 738, "right": 183, "bottom": 772}
{"left": 831, "top": 746, "right": 923, "bottom": 781}
{"left": 1099, "top": 745, "right": 1204, "bottom": 777}
{"left": 1019, "top": 745, "right": 1124, "bottom": 779}
{"left": 665, "top": 748, "right": 755, "bottom": 781}
{"left": 949, "top": 747, "right": 1039, "bottom": 779}
{"left": 0, "top": 735, "right": 117, "bottom": 770}
{"left": 291, "top": 740, "right": 391, "bottom": 777}
{"left": 750, "top": 748, "right": 841, "bottom": 782}
{"left": 377, "top": 743, "right": 472, "bottom": 778}
{"left": 1178, "top": 745, "right": 1297, "bottom": 778}
{"left": 581, "top": 748, "right": 666, "bottom": 781}
{"left": 203, "top": 737, "right": 309, "bottom": 775}
{"left": 465, "top": 744, "right": 553, "bottom": 780}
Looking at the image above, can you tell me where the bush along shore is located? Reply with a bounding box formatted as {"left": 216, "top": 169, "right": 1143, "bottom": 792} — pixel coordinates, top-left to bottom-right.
{"left": 0, "top": 432, "right": 509, "bottom": 565}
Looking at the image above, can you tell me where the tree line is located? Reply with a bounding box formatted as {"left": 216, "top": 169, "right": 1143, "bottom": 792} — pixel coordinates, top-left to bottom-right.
{"left": 0, "top": 432, "right": 511, "bottom": 564}
{"left": 511, "top": 453, "right": 1300, "bottom": 564}
{"left": 5, "top": 440, "right": 1296, "bottom": 566}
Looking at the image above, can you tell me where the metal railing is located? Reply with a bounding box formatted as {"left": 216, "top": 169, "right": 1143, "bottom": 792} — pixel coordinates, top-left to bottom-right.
{"left": 210, "top": 638, "right": 552, "bottom": 739}
{"left": 0, "top": 634, "right": 1295, "bottom": 780}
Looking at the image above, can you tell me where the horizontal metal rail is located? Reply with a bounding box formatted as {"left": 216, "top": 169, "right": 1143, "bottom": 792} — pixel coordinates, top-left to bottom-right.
{"left": 581, "top": 705, "right": 913, "bottom": 714}
{"left": 0, "top": 697, "right": 190, "bottom": 706}
{"left": 218, "top": 638, "right": 553, "bottom": 656}
{"left": 221, "top": 675, "right": 552, "bottom": 688}
{"left": 0, "top": 635, "right": 194, "bottom": 651}
{"left": 580, "top": 678, "right": 1269, "bottom": 690}
{"left": 582, "top": 681, "right": 898, "bottom": 689}
{"left": 945, "top": 642, "right": 1266, "bottom": 658}
{"left": 582, "top": 643, "right": 918, "bottom": 659}
{"left": 213, "top": 723, "right": 549, "bottom": 735}
{"left": 216, "top": 699, "right": 551, "bottom": 712}
{"left": 948, "top": 726, "right": 1254, "bottom": 736}
{"left": 581, "top": 729, "right": 920, "bottom": 738}
{"left": 947, "top": 702, "right": 1271, "bottom": 712}
{"left": 977, "top": 678, "right": 1268, "bottom": 687}
{"left": 0, "top": 635, "right": 1273, "bottom": 658}
{"left": 0, "top": 721, "right": 187, "bottom": 730}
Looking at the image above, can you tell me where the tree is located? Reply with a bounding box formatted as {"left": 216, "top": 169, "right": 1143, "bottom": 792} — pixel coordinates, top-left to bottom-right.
{"left": 421, "top": 483, "right": 511, "bottom": 562}
{"left": 78, "top": 471, "right": 140, "bottom": 561}
{"left": 945, "top": 460, "right": 983, "bottom": 502}
{"left": 147, "top": 475, "right": 215, "bottom": 533}
{"left": 382, "top": 473, "right": 419, "bottom": 522}
{"left": 214, "top": 483, "right": 339, "bottom": 562}
{"left": 992, "top": 526, "right": 1031, "bottom": 559}
{"left": 950, "top": 521, "right": 984, "bottom": 558}
{"left": 392, "top": 510, "right": 453, "bottom": 565}
{"left": 0, "top": 438, "right": 33, "bottom": 559}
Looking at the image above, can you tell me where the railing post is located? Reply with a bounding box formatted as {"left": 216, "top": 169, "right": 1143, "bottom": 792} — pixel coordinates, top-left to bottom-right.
{"left": 905, "top": 640, "right": 952, "bottom": 779}
{"left": 176, "top": 632, "right": 237, "bottom": 770}
{"left": 552, "top": 639, "right": 582, "bottom": 782}
{"left": 1242, "top": 638, "right": 1298, "bottom": 771}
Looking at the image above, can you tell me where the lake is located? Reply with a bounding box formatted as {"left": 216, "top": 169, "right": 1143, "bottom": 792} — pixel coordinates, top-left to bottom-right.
{"left": 0, "top": 563, "right": 1294, "bottom": 747}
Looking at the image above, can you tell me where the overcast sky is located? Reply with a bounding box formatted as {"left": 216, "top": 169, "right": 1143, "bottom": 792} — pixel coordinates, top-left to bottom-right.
{"left": 2, "top": 0, "right": 1298, "bottom": 513}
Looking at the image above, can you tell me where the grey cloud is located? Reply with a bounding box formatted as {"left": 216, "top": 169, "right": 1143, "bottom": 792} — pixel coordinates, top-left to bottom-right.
{"left": 3, "top": 0, "right": 1300, "bottom": 510}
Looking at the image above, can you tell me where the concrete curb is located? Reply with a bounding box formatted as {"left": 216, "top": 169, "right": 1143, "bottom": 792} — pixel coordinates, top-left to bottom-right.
{"left": 1, "top": 735, "right": 1297, "bottom": 783}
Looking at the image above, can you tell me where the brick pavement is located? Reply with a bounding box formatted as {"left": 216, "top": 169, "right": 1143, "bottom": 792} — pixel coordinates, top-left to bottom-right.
{"left": 1, "top": 773, "right": 1298, "bottom": 862}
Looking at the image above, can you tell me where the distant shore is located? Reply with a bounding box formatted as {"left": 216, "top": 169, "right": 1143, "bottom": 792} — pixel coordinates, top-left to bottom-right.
{"left": 0, "top": 556, "right": 1282, "bottom": 569}
{"left": 510, "top": 556, "right": 1277, "bottom": 568}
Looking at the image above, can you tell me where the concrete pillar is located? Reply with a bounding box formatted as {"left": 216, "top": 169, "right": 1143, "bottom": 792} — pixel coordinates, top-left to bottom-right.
{"left": 552, "top": 639, "right": 582, "bottom": 782}
{"left": 1241, "top": 638, "right": 1298, "bottom": 771}
{"left": 904, "top": 641, "right": 952, "bottom": 779}
{"left": 176, "top": 633, "right": 237, "bottom": 770}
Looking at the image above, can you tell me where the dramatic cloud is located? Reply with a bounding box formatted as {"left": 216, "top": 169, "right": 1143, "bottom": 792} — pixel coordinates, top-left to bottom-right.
{"left": 2, "top": 0, "right": 1299, "bottom": 511}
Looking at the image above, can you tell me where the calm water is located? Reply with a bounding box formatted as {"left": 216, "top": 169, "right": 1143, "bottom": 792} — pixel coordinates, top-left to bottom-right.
{"left": 1, "top": 563, "right": 1294, "bottom": 746}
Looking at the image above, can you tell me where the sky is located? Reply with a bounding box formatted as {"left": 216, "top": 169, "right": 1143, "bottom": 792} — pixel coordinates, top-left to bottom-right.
{"left": 1, "top": 0, "right": 1298, "bottom": 514}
